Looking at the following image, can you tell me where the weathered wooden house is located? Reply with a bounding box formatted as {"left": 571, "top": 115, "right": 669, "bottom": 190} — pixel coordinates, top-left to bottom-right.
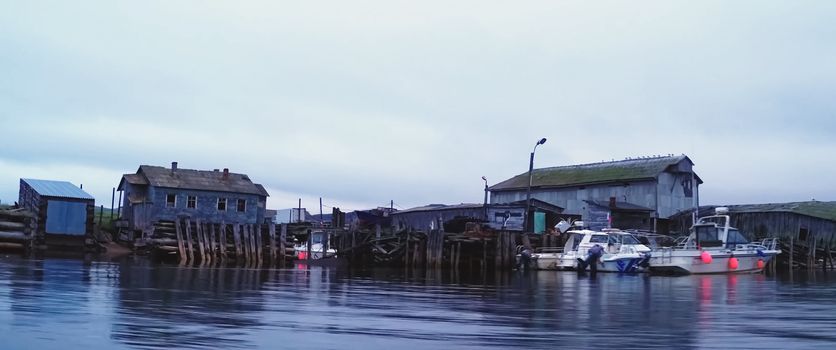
{"left": 118, "top": 163, "right": 269, "bottom": 234}
{"left": 670, "top": 202, "right": 836, "bottom": 242}
{"left": 18, "top": 178, "right": 95, "bottom": 242}
{"left": 391, "top": 199, "right": 564, "bottom": 233}
{"left": 489, "top": 155, "right": 701, "bottom": 232}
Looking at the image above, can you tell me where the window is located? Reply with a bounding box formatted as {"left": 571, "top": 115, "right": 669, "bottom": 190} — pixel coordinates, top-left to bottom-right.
{"left": 217, "top": 198, "right": 227, "bottom": 211}
{"left": 187, "top": 196, "right": 197, "bottom": 209}
{"left": 726, "top": 229, "right": 749, "bottom": 248}
{"left": 166, "top": 194, "right": 176, "bottom": 208}
{"left": 590, "top": 235, "right": 609, "bottom": 243}
{"left": 237, "top": 199, "right": 246, "bottom": 212}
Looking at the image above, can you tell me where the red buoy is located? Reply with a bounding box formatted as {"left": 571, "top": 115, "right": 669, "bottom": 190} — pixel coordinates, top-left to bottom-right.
{"left": 700, "top": 251, "right": 713, "bottom": 264}
{"left": 728, "top": 256, "right": 739, "bottom": 270}
{"left": 757, "top": 259, "right": 765, "bottom": 269}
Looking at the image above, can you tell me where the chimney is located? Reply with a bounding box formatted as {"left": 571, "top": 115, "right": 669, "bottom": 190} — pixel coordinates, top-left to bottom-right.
{"left": 222, "top": 168, "right": 229, "bottom": 180}
{"left": 171, "top": 161, "right": 178, "bottom": 173}
{"left": 609, "top": 196, "right": 617, "bottom": 208}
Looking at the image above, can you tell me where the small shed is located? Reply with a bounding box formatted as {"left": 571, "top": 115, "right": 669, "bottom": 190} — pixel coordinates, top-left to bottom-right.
{"left": 18, "top": 179, "right": 95, "bottom": 239}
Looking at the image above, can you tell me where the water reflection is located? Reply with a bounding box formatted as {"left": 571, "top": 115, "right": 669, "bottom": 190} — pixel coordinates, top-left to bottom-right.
{"left": 1, "top": 256, "right": 836, "bottom": 350}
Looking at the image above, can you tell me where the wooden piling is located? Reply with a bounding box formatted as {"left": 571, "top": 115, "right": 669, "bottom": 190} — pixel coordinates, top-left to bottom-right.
{"left": 175, "top": 218, "right": 186, "bottom": 264}
{"left": 280, "top": 224, "right": 287, "bottom": 262}
{"left": 255, "top": 224, "right": 263, "bottom": 264}
{"left": 232, "top": 224, "right": 242, "bottom": 261}
{"left": 185, "top": 219, "right": 195, "bottom": 263}
{"left": 219, "top": 222, "right": 228, "bottom": 260}
{"left": 268, "top": 224, "right": 277, "bottom": 263}
{"left": 789, "top": 236, "right": 794, "bottom": 271}
{"left": 194, "top": 219, "right": 205, "bottom": 264}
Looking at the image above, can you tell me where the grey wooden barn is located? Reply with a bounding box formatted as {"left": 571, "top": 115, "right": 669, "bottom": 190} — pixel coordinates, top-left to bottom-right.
{"left": 670, "top": 202, "right": 836, "bottom": 242}
{"left": 118, "top": 162, "right": 269, "bottom": 234}
{"left": 489, "top": 155, "right": 701, "bottom": 232}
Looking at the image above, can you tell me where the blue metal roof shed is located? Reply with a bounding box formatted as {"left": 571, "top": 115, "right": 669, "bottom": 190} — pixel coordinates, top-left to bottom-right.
{"left": 19, "top": 178, "right": 95, "bottom": 238}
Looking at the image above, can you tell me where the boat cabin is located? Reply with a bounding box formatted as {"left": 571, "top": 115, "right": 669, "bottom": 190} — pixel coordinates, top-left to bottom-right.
{"left": 685, "top": 208, "right": 751, "bottom": 250}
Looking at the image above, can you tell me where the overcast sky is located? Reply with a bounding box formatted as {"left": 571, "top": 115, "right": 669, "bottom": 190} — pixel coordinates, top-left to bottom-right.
{"left": 1, "top": 1, "right": 834, "bottom": 211}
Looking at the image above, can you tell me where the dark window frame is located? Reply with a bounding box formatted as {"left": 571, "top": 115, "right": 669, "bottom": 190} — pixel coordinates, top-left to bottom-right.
{"left": 187, "top": 196, "right": 197, "bottom": 209}
{"left": 217, "top": 198, "right": 227, "bottom": 211}
{"left": 166, "top": 194, "right": 176, "bottom": 208}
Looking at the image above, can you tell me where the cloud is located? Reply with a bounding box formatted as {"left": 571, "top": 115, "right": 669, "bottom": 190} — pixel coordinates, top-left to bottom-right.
{"left": 1, "top": 1, "right": 835, "bottom": 209}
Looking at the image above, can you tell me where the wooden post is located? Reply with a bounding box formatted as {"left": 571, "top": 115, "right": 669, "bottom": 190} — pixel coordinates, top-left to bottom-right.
{"left": 280, "top": 224, "right": 287, "bottom": 262}
{"left": 243, "top": 225, "right": 252, "bottom": 263}
{"left": 185, "top": 219, "right": 194, "bottom": 263}
{"left": 219, "top": 222, "right": 228, "bottom": 260}
{"left": 269, "top": 224, "right": 277, "bottom": 263}
{"left": 789, "top": 236, "right": 794, "bottom": 271}
{"left": 175, "top": 218, "right": 186, "bottom": 264}
{"left": 307, "top": 230, "right": 312, "bottom": 260}
{"left": 404, "top": 232, "right": 410, "bottom": 268}
{"left": 253, "top": 224, "right": 260, "bottom": 263}
{"left": 232, "top": 224, "right": 242, "bottom": 260}
{"left": 195, "top": 219, "right": 206, "bottom": 264}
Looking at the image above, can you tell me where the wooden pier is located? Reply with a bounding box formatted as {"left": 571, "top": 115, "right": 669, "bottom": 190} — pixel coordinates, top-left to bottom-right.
{"left": 331, "top": 226, "right": 564, "bottom": 271}
{"left": 147, "top": 217, "right": 295, "bottom": 267}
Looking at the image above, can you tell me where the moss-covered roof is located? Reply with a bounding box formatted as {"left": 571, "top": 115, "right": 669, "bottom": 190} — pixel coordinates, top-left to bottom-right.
{"left": 724, "top": 201, "right": 836, "bottom": 222}
{"left": 490, "top": 155, "right": 694, "bottom": 191}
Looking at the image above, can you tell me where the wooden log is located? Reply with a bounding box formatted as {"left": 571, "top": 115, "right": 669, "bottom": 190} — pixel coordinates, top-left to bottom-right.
{"left": 185, "top": 219, "right": 195, "bottom": 263}
{"left": 255, "top": 224, "right": 263, "bottom": 263}
{"left": 280, "top": 224, "right": 287, "bottom": 261}
{"left": 268, "top": 224, "right": 277, "bottom": 263}
{"left": 175, "top": 218, "right": 186, "bottom": 263}
{"left": 0, "top": 231, "right": 30, "bottom": 241}
{"left": 232, "top": 224, "right": 242, "bottom": 260}
{"left": 0, "top": 242, "right": 25, "bottom": 249}
{"left": 0, "top": 221, "right": 26, "bottom": 231}
{"left": 203, "top": 222, "right": 212, "bottom": 265}
{"left": 195, "top": 219, "right": 206, "bottom": 263}
{"left": 249, "top": 225, "right": 257, "bottom": 262}
{"left": 219, "top": 222, "right": 228, "bottom": 260}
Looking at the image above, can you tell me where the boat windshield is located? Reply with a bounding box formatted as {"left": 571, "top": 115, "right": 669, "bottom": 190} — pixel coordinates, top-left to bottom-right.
{"left": 570, "top": 234, "right": 586, "bottom": 250}
{"left": 694, "top": 225, "right": 722, "bottom": 247}
{"left": 589, "top": 235, "right": 608, "bottom": 244}
{"left": 618, "top": 234, "right": 641, "bottom": 245}
{"left": 726, "top": 228, "right": 749, "bottom": 247}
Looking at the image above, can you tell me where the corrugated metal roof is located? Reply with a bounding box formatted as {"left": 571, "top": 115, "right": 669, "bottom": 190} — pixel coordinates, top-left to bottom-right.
{"left": 490, "top": 155, "right": 697, "bottom": 191}
{"left": 586, "top": 200, "right": 654, "bottom": 212}
{"left": 21, "top": 178, "right": 95, "bottom": 200}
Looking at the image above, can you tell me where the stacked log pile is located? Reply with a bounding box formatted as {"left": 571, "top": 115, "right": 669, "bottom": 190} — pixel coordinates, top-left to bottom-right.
{"left": 0, "top": 209, "right": 37, "bottom": 250}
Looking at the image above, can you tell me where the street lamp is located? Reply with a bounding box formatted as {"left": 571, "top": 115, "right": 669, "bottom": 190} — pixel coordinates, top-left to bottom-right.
{"left": 482, "top": 176, "right": 489, "bottom": 220}
{"left": 524, "top": 138, "right": 547, "bottom": 232}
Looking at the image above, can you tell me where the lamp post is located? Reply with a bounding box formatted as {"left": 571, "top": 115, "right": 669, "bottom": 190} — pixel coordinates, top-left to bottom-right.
{"left": 482, "top": 176, "right": 489, "bottom": 221}
{"left": 523, "top": 138, "right": 547, "bottom": 232}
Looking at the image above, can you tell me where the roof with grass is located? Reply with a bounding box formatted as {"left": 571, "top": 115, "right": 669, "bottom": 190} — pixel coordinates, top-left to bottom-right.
{"left": 490, "top": 155, "right": 697, "bottom": 191}
{"left": 720, "top": 202, "right": 836, "bottom": 222}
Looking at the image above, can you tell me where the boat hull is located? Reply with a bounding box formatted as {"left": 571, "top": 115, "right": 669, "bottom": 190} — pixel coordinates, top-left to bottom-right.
{"left": 649, "top": 251, "right": 778, "bottom": 275}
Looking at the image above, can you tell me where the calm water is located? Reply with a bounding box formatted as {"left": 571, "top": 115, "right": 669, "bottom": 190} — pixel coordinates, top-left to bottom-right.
{"left": 1, "top": 256, "right": 835, "bottom": 350}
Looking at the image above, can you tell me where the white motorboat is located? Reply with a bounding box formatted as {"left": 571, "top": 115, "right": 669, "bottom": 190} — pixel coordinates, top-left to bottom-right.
{"left": 294, "top": 230, "right": 337, "bottom": 260}
{"left": 648, "top": 207, "right": 780, "bottom": 274}
{"left": 519, "top": 229, "right": 652, "bottom": 273}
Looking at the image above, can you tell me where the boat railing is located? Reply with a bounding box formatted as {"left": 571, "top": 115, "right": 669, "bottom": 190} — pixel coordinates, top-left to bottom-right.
{"left": 731, "top": 238, "right": 779, "bottom": 251}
